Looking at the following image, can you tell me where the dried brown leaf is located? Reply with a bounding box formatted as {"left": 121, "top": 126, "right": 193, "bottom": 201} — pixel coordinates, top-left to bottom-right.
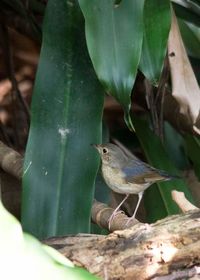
{"left": 168, "top": 11, "right": 200, "bottom": 135}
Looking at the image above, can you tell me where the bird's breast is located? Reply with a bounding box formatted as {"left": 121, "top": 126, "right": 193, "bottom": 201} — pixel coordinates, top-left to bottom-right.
{"left": 101, "top": 165, "right": 149, "bottom": 194}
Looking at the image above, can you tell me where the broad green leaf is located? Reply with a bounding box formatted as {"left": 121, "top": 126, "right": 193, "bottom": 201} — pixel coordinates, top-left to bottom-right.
{"left": 133, "top": 117, "right": 194, "bottom": 222}
{"left": 78, "top": 0, "right": 144, "bottom": 129}
{"left": 0, "top": 199, "right": 23, "bottom": 255}
{"left": 164, "top": 122, "right": 190, "bottom": 169}
{"left": 178, "top": 19, "right": 200, "bottom": 59}
{"left": 185, "top": 135, "right": 200, "bottom": 180}
{"left": 23, "top": 234, "right": 98, "bottom": 280}
{"left": 139, "top": 0, "right": 171, "bottom": 85}
{"left": 22, "top": 0, "right": 104, "bottom": 238}
{"left": 172, "top": 0, "right": 200, "bottom": 17}
{"left": 173, "top": 1, "right": 200, "bottom": 27}
{"left": 0, "top": 200, "right": 98, "bottom": 280}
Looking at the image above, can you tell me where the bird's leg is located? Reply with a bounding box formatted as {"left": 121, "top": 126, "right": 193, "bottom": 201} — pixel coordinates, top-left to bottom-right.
{"left": 125, "top": 191, "right": 144, "bottom": 226}
{"left": 108, "top": 194, "right": 129, "bottom": 230}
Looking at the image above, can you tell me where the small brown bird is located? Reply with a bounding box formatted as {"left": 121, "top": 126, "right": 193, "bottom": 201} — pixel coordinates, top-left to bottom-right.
{"left": 94, "top": 143, "right": 177, "bottom": 228}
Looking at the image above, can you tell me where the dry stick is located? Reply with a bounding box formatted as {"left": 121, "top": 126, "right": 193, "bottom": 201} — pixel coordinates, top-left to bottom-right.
{"left": 172, "top": 190, "right": 198, "bottom": 212}
{"left": 92, "top": 199, "right": 141, "bottom": 232}
{"left": 0, "top": 140, "right": 23, "bottom": 180}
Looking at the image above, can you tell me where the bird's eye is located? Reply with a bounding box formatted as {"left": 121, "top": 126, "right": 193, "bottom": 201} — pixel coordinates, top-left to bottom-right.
{"left": 102, "top": 148, "right": 108, "bottom": 154}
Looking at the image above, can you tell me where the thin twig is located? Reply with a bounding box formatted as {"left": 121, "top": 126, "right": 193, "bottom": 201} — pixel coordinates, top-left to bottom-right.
{"left": 156, "top": 55, "right": 170, "bottom": 142}
{"left": 0, "top": 140, "right": 23, "bottom": 179}
{"left": 172, "top": 190, "right": 198, "bottom": 212}
{"left": 145, "top": 79, "right": 159, "bottom": 136}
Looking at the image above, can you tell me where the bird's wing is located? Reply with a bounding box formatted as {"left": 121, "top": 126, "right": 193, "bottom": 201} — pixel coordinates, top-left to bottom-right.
{"left": 122, "top": 159, "right": 172, "bottom": 184}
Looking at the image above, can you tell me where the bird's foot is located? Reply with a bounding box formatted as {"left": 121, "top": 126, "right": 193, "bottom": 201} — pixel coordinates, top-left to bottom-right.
{"left": 124, "top": 214, "right": 137, "bottom": 227}
{"left": 108, "top": 210, "right": 124, "bottom": 230}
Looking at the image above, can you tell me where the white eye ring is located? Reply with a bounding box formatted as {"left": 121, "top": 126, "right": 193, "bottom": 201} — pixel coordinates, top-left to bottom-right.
{"left": 102, "top": 148, "right": 108, "bottom": 154}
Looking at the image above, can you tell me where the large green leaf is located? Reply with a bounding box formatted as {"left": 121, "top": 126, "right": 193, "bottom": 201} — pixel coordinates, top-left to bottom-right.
{"left": 22, "top": 0, "right": 104, "bottom": 239}
{"left": 0, "top": 200, "right": 97, "bottom": 280}
{"left": 133, "top": 117, "right": 194, "bottom": 222}
{"left": 139, "top": 0, "right": 171, "bottom": 85}
{"left": 172, "top": 0, "right": 200, "bottom": 19}
{"left": 78, "top": 0, "right": 144, "bottom": 129}
{"left": 164, "top": 122, "right": 190, "bottom": 170}
{"left": 178, "top": 19, "right": 200, "bottom": 59}
{"left": 173, "top": 1, "right": 200, "bottom": 27}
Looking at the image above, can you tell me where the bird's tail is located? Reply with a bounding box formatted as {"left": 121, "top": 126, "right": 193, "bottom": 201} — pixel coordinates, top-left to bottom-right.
{"left": 158, "top": 170, "right": 181, "bottom": 181}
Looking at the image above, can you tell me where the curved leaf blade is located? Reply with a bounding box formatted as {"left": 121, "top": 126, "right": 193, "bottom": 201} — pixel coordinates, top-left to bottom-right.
{"left": 78, "top": 0, "right": 144, "bottom": 129}
{"left": 173, "top": 1, "right": 200, "bottom": 27}
{"left": 179, "top": 19, "right": 200, "bottom": 59}
{"left": 185, "top": 135, "right": 200, "bottom": 180}
{"left": 139, "top": 0, "right": 171, "bottom": 85}
{"left": 22, "top": 0, "right": 104, "bottom": 239}
{"left": 0, "top": 200, "right": 98, "bottom": 280}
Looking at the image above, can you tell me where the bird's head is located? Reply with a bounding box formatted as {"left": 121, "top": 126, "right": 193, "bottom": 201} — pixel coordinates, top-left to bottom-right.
{"left": 93, "top": 143, "right": 127, "bottom": 168}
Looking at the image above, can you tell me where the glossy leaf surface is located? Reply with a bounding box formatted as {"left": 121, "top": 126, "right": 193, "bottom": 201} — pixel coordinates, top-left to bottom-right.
{"left": 22, "top": 0, "right": 104, "bottom": 238}
{"left": 179, "top": 19, "right": 200, "bottom": 59}
{"left": 139, "top": 0, "right": 171, "bottom": 85}
{"left": 173, "top": 1, "right": 200, "bottom": 27}
{"left": 0, "top": 200, "right": 97, "bottom": 280}
{"left": 78, "top": 0, "right": 144, "bottom": 129}
{"left": 164, "top": 122, "right": 190, "bottom": 170}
